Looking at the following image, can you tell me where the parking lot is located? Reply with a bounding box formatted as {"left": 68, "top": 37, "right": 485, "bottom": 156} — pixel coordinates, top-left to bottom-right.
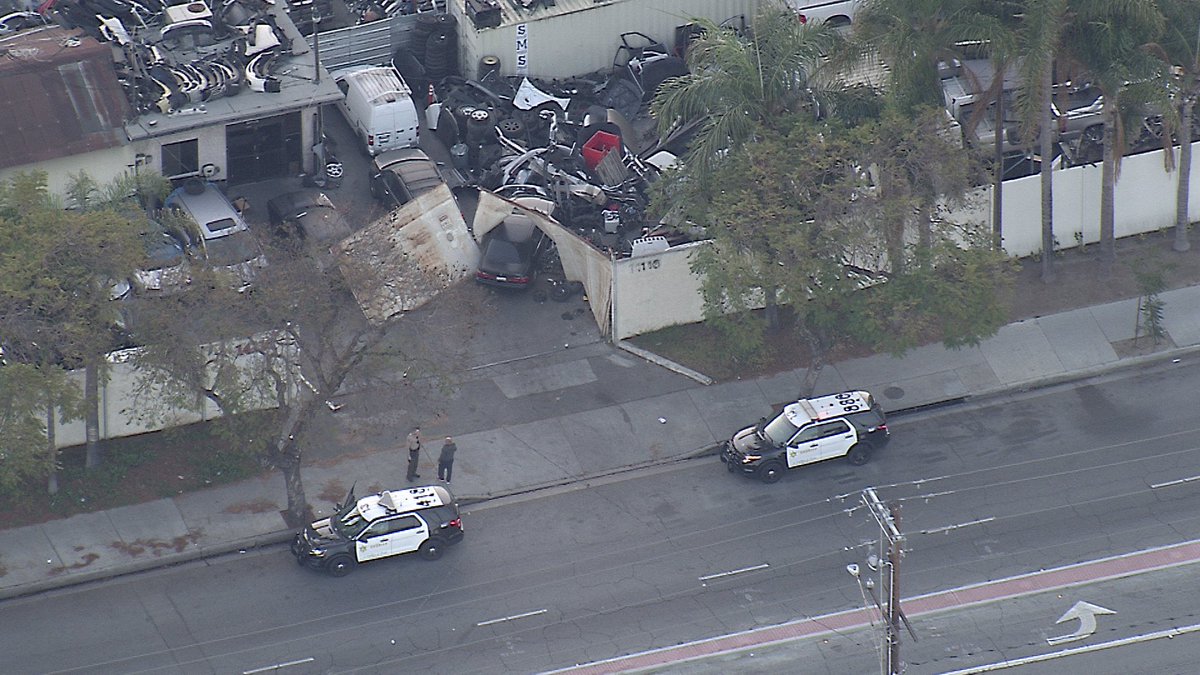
{"left": 218, "top": 99, "right": 699, "bottom": 464}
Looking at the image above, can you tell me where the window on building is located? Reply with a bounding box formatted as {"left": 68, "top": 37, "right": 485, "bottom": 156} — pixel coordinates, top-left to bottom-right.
{"left": 161, "top": 140, "right": 199, "bottom": 178}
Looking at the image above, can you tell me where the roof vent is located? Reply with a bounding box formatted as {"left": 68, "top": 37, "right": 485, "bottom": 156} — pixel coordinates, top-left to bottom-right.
{"left": 165, "top": 1, "right": 213, "bottom": 24}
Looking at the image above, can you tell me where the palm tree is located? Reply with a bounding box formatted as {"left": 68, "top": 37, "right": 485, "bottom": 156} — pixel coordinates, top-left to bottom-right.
{"left": 852, "top": 0, "right": 1011, "bottom": 250}
{"left": 1011, "top": 0, "right": 1069, "bottom": 282}
{"left": 650, "top": 4, "right": 840, "bottom": 176}
{"left": 1146, "top": 0, "right": 1200, "bottom": 252}
{"left": 1066, "top": 1, "right": 1166, "bottom": 262}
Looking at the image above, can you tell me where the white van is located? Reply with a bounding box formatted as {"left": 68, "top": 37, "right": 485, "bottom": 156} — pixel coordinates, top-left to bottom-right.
{"left": 332, "top": 65, "right": 420, "bottom": 156}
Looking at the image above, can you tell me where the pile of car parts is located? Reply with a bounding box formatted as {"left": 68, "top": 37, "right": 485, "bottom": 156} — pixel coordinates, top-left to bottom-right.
{"left": 52, "top": 0, "right": 296, "bottom": 114}
{"left": 415, "top": 32, "right": 693, "bottom": 259}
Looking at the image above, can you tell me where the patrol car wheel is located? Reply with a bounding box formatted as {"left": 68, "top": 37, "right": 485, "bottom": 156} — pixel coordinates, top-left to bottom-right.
{"left": 419, "top": 538, "right": 445, "bottom": 561}
{"left": 759, "top": 461, "right": 784, "bottom": 484}
{"left": 846, "top": 444, "right": 871, "bottom": 466}
{"left": 326, "top": 554, "right": 354, "bottom": 577}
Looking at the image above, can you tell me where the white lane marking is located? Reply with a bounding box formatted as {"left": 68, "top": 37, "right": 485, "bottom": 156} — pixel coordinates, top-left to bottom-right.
{"left": 919, "top": 516, "right": 995, "bottom": 536}
{"left": 939, "top": 622, "right": 1200, "bottom": 674}
{"left": 477, "top": 608, "right": 548, "bottom": 627}
{"left": 242, "top": 657, "right": 315, "bottom": 674}
{"left": 698, "top": 563, "right": 770, "bottom": 582}
{"left": 1150, "top": 473, "right": 1200, "bottom": 489}
{"left": 1046, "top": 600, "right": 1116, "bottom": 645}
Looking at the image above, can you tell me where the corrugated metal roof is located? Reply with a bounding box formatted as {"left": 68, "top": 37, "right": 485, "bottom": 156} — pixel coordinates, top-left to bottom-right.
{"left": 0, "top": 27, "right": 130, "bottom": 170}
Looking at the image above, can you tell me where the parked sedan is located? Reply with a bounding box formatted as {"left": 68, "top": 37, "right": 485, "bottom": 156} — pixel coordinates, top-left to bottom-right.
{"left": 266, "top": 191, "right": 353, "bottom": 248}
{"left": 475, "top": 217, "right": 551, "bottom": 289}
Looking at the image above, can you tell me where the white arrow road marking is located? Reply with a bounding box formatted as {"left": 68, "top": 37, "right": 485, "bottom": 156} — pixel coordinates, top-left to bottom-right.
{"left": 1047, "top": 600, "right": 1116, "bottom": 645}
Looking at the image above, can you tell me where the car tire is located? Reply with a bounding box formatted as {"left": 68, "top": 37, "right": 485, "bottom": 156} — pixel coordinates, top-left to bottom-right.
{"left": 419, "top": 538, "right": 445, "bottom": 561}
{"left": 846, "top": 444, "right": 871, "bottom": 466}
{"left": 759, "top": 461, "right": 784, "bottom": 484}
{"left": 325, "top": 554, "right": 354, "bottom": 577}
{"left": 726, "top": 458, "right": 736, "bottom": 473}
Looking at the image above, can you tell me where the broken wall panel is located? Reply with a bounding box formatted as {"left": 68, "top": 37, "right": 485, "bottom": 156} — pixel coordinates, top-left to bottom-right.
{"left": 335, "top": 183, "right": 476, "bottom": 324}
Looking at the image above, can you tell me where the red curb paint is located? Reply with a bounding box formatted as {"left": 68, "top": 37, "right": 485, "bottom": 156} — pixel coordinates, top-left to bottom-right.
{"left": 551, "top": 539, "right": 1200, "bottom": 674}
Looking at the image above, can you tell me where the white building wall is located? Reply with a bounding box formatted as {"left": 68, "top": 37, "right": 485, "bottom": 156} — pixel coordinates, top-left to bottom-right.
{"left": 611, "top": 241, "right": 706, "bottom": 340}
{"left": 453, "top": 0, "right": 759, "bottom": 79}
{"left": 0, "top": 146, "right": 132, "bottom": 199}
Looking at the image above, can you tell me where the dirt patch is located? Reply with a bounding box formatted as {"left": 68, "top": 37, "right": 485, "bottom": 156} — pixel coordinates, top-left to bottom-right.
{"left": 47, "top": 552, "right": 100, "bottom": 576}
{"left": 0, "top": 423, "right": 262, "bottom": 531}
{"left": 110, "top": 533, "right": 202, "bottom": 557}
{"left": 1111, "top": 335, "right": 1177, "bottom": 359}
{"left": 223, "top": 498, "right": 279, "bottom": 515}
{"left": 318, "top": 480, "right": 349, "bottom": 504}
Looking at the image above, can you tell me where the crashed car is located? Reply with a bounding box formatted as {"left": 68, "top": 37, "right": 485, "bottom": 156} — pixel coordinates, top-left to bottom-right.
{"left": 292, "top": 485, "right": 464, "bottom": 577}
{"left": 475, "top": 215, "right": 551, "bottom": 289}
{"left": 266, "top": 191, "right": 353, "bottom": 247}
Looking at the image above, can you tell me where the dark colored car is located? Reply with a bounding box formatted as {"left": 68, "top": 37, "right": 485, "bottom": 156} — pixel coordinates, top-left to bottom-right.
{"left": 475, "top": 217, "right": 551, "bottom": 289}
{"left": 291, "top": 485, "right": 464, "bottom": 577}
{"left": 720, "top": 391, "right": 890, "bottom": 483}
{"left": 266, "top": 191, "right": 353, "bottom": 247}
{"left": 370, "top": 148, "right": 446, "bottom": 210}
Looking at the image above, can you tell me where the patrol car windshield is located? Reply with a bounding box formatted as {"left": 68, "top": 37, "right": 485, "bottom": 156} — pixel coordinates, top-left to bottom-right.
{"left": 331, "top": 503, "right": 370, "bottom": 539}
{"left": 762, "top": 413, "right": 800, "bottom": 447}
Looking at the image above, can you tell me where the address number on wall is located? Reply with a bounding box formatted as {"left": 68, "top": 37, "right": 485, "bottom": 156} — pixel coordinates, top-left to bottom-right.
{"left": 631, "top": 258, "right": 661, "bottom": 272}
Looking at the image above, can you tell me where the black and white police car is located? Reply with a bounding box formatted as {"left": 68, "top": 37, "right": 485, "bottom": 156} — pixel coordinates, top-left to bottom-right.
{"left": 291, "top": 485, "right": 464, "bottom": 576}
{"left": 720, "top": 390, "right": 890, "bottom": 483}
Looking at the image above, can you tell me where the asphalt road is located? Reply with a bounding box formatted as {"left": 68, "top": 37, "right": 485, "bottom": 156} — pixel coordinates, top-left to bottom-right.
{"left": 5, "top": 362, "right": 1200, "bottom": 674}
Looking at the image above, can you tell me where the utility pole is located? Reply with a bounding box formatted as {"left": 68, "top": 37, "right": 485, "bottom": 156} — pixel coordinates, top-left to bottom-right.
{"left": 862, "top": 487, "right": 907, "bottom": 675}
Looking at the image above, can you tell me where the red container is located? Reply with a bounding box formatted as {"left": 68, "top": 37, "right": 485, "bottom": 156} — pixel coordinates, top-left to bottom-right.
{"left": 581, "top": 131, "right": 622, "bottom": 171}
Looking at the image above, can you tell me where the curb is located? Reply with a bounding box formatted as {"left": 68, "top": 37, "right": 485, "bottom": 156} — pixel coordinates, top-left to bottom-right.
{"left": 617, "top": 340, "right": 714, "bottom": 385}
{"left": 0, "top": 529, "right": 294, "bottom": 602}
{"left": 3, "top": 343, "right": 1196, "bottom": 601}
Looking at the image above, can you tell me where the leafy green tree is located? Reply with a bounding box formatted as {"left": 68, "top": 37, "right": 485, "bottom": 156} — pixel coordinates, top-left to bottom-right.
{"left": 0, "top": 171, "right": 143, "bottom": 485}
{"left": 126, "top": 230, "right": 400, "bottom": 526}
{"left": 0, "top": 364, "right": 83, "bottom": 494}
{"left": 685, "top": 114, "right": 1012, "bottom": 394}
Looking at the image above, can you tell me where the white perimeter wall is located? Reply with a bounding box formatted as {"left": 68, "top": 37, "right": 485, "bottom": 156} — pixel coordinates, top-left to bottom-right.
{"left": 605, "top": 141, "right": 1200, "bottom": 339}
{"left": 959, "top": 141, "right": 1200, "bottom": 257}
{"left": 53, "top": 334, "right": 298, "bottom": 449}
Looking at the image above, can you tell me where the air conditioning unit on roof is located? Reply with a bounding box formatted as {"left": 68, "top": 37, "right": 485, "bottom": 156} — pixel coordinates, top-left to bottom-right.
{"left": 165, "top": 1, "right": 213, "bottom": 24}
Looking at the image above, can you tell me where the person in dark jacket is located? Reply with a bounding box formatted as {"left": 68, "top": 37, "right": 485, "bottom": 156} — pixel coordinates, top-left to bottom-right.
{"left": 438, "top": 436, "right": 457, "bottom": 483}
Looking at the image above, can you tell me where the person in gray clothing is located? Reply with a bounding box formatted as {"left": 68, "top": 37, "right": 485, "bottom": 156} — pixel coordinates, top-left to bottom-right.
{"left": 438, "top": 437, "right": 457, "bottom": 483}
{"left": 406, "top": 427, "right": 422, "bottom": 481}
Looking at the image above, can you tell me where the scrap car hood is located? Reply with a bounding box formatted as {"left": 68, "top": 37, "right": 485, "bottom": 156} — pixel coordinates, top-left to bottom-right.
{"left": 731, "top": 426, "right": 768, "bottom": 453}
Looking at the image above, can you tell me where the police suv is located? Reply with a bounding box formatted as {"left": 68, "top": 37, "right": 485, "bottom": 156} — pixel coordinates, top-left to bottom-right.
{"left": 291, "top": 485, "right": 463, "bottom": 576}
{"left": 720, "top": 390, "right": 890, "bottom": 483}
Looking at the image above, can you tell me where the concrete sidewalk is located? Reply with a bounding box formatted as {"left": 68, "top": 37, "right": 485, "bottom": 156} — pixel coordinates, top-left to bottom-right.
{"left": 3, "top": 287, "right": 1199, "bottom": 600}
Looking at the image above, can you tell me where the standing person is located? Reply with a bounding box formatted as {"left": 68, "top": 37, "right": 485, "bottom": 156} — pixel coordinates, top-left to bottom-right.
{"left": 406, "top": 426, "right": 422, "bottom": 481}
{"left": 438, "top": 436, "right": 457, "bottom": 483}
